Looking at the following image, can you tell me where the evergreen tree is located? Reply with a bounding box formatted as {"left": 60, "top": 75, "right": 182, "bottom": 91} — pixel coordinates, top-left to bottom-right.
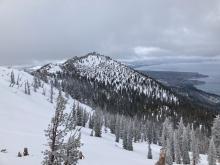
{"left": 147, "top": 121, "right": 153, "bottom": 144}
{"left": 191, "top": 129, "right": 200, "bottom": 165}
{"left": 42, "top": 87, "right": 46, "bottom": 96}
{"left": 24, "top": 82, "right": 27, "bottom": 94}
{"left": 50, "top": 81, "right": 54, "bottom": 103}
{"left": 33, "top": 76, "right": 38, "bottom": 92}
{"left": 26, "top": 81, "right": 31, "bottom": 95}
{"left": 42, "top": 92, "right": 68, "bottom": 165}
{"left": 212, "top": 116, "right": 220, "bottom": 161}
{"left": 167, "top": 124, "right": 174, "bottom": 162}
{"left": 16, "top": 74, "right": 20, "bottom": 86}
{"left": 66, "top": 103, "right": 77, "bottom": 131}
{"left": 93, "top": 111, "right": 102, "bottom": 137}
{"left": 115, "top": 115, "right": 120, "bottom": 143}
{"left": 166, "top": 138, "right": 173, "bottom": 165}
{"left": 123, "top": 126, "right": 128, "bottom": 150}
{"left": 208, "top": 138, "right": 217, "bottom": 165}
{"left": 161, "top": 118, "right": 170, "bottom": 148}
{"left": 174, "top": 131, "right": 181, "bottom": 164}
{"left": 182, "top": 127, "right": 190, "bottom": 164}
{"left": 76, "top": 105, "right": 83, "bottom": 126}
{"left": 147, "top": 143, "right": 153, "bottom": 159}
{"left": 178, "top": 117, "right": 184, "bottom": 154}
{"left": 10, "top": 71, "right": 15, "bottom": 86}
{"left": 186, "top": 124, "right": 191, "bottom": 151}
{"left": 89, "top": 114, "right": 94, "bottom": 129}
{"left": 63, "top": 132, "right": 81, "bottom": 165}
{"left": 82, "top": 110, "right": 88, "bottom": 127}
{"left": 127, "top": 122, "right": 133, "bottom": 151}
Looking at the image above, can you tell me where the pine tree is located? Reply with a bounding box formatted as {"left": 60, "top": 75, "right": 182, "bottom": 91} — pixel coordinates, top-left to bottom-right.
{"left": 174, "top": 131, "right": 181, "bottom": 164}
{"left": 212, "top": 116, "right": 220, "bottom": 161}
{"left": 89, "top": 114, "right": 94, "bottom": 129}
{"left": 166, "top": 138, "right": 173, "bottom": 165}
{"left": 63, "top": 131, "right": 81, "bottom": 165}
{"left": 115, "top": 115, "right": 120, "bottom": 143}
{"left": 167, "top": 124, "right": 174, "bottom": 162}
{"left": 42, "top": 87, "right": 46, "bottom": 96}
{"left": 76, "top": 105, "right": 83, "bottom": 126}
{"left": 147, "top": 143, "right": 153, "bottom": 159}
{"left": 42, "top": 92, "right": 68, "bottom": 165}
{"left": 178, "top": 117, "right": 184, "bottom": 154}
{"left": 191, "top": 129, "right": 200, "bottom": 165}
{"left": 208, "top": 138, "right": 217, "bottom": 165}
{"left": 93, "top": 111, "right": 102, "bottom": 137}
{"left": 26, "top": 81, "right": 31, "bottom": 95}
{"left": 16, "top": 74, "right": 20, "bottom": 86}
{"left": 33, "top": 76, "right": 38, "bottom": 92}
{"left": 123, "top": 126, "right": 128, "bottom": 150}
{"left": 66, "top": 103, "right": 77, "bottom": 132}
{"left": 82, "top": 110, "right": 88, "bottom": 127}
{"left": 24, "top": 82, "right": 27, "bottom": 94}
{"left": 50, "top": 81, "right": 54, "bottom": 103}
{"left": 186, "top": 124, "right": 191, "bottom": 151}
{"left": 182, "top": 127, "right": 190, "bottom": 164}
{"left": 10, "top": 71, "right": 15, "bottom": 87}
{"left": 147, "top": 121, "right": 153, "bottom": 144}
{"left": 127, "top": 122, "right": 133, "bottom": 151}
{"left": 161, "top": 118, "right": 170, "bottom": 148}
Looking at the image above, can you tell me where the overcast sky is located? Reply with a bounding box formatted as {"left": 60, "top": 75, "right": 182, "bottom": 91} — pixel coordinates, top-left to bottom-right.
{"left": 0, "top": 0, "right": 220, "bottom": 65}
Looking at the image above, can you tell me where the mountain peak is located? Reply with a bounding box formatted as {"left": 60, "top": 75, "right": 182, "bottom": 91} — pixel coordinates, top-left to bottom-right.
{"left": 36, "top": 53, "right": 178, "bottom": 105}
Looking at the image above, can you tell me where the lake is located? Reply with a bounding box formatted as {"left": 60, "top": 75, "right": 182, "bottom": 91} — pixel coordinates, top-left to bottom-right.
{"left": 135, "top": 61, "right": 220, "bottom": 96}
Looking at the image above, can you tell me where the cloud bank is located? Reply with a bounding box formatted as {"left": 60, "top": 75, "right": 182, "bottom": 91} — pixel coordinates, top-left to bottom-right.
{"left": 0, "top": 0, "right": 219, "bottom": 65}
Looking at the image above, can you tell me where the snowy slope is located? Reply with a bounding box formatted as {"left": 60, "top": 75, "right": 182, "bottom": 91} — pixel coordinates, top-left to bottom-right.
{"left": 0, "top": 66, "right": 209, "bottom": 165}
{"left": 0, "top": 66, "right": 91, "bottom": 164}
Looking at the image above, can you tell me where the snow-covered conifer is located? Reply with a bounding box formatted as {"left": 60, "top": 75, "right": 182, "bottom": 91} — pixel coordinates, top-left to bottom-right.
{"left": 115, "top": 115, "right": 121, "bottom": 143}
{"left": 212, "top": 116, "right": 220, "bottom": 161}
{"left": 161, "top": 118, "right": 170, "bottom": 148}
{"left": 174, "top": 131, "right": 181, "bottom": 164}
{"left": 127, "top": 122, "right": 133, "bottom": 151}
{"left": 166, "top": 138, "right": 173, "bottom": 165}
{"left": 10, "top": 71, "right": 15, "bottom": 86}
{"left": 182, "top": 127, "right": 190, "bottom": 164}
{"left": 63, "top": 131, "right": 81, "bottom": 165}
{"left": 147, "top": 143, "right": 153, "bottom": 159}
{"left": 208, "top": 137, "right": 217, "bottom": 165}
{"left": 43, "top": 92, "right": 68, "bottom": 165}
{"left": 191, "top": 129, "right": 200, "bottom": 165}
{"left": 76, "top": 105, "right": 83, "bottom": 126}
{"left": 50, "top": 81, "right": 54, "bottom": 103}
{"left": 27, "top": 81, "right": 31, "bottom": 95}
{"left": 123, "top": 126, "right": 128, "bottom": 150}
{"left": 93, "top": 111, "right": 102, "bottom": 137}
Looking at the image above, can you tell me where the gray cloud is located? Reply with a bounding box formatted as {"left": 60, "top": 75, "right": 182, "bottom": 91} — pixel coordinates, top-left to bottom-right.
{"left": 0, "top": 0, "right": 220, "bottom": 65}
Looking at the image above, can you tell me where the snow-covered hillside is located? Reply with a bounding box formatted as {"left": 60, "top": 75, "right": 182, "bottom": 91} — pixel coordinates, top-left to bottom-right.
{"left": 36, "top": 52, "right": 178, "bottom": 104}
{"left": 0, "top": 66, "right": 209, "bottom": 165}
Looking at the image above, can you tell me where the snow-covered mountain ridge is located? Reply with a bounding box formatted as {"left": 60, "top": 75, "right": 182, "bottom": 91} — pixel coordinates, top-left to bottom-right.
{"left": 36, "top": 52, "right": 178, "bottom": 104}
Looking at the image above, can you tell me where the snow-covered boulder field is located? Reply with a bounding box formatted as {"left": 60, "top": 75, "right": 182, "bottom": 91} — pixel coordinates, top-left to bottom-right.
{"left": 0, "top": 66, "right": 209, "bottom": 165}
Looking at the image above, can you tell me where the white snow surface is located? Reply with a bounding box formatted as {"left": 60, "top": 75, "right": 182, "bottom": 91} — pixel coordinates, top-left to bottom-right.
{"left": 0, "top": 66, "right": 209, "bottom": 165}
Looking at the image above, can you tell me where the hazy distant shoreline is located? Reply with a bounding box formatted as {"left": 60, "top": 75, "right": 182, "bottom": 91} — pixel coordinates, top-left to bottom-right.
{"left": 133, "top": 61, "right": 220, "bottom": 96}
